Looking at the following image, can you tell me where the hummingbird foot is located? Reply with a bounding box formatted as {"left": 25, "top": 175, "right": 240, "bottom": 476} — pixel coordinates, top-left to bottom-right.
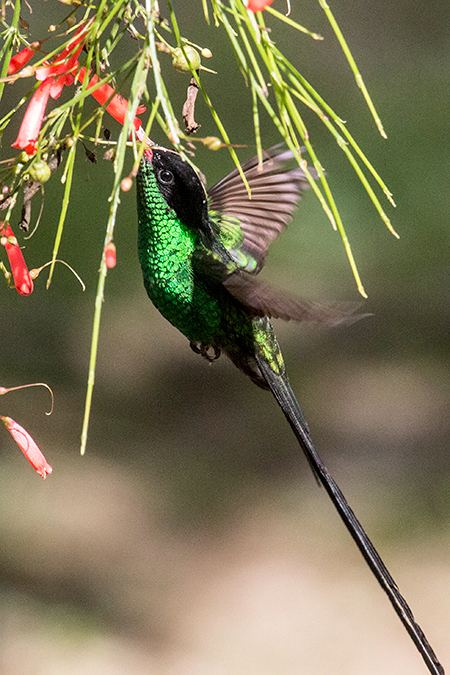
{"left": 189, "top": 341, "right": 221, "bottom": 362}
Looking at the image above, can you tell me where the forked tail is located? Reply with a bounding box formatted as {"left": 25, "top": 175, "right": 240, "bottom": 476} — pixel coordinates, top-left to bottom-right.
{"left": 256, "top": 356, "right": 444, "bottom": 675}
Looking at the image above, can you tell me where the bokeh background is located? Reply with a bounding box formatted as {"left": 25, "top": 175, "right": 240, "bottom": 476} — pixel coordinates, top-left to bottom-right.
{"left": 1, "top": 1, "right": 449, "bottom": 673}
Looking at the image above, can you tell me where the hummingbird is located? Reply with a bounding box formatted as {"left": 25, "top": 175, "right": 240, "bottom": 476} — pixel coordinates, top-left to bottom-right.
{"left": 136, "top": 144, "right": 443, "bottom": 675}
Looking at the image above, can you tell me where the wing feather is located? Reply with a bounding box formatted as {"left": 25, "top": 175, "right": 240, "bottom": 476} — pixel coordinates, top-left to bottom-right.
{"left": 208, "top": 145, "right": 316, "bottom": 273}
{"left": 223, "top": 273, "right": 365, "bottom": 326}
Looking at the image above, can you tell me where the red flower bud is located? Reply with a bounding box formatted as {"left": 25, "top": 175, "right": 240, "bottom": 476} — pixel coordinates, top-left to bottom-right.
{"left": 0, "top": 224, "right": 33, "bottom": 295}
{"left": 120, "top": 176, "right": 132, "bottom": 192}
{"left": 104, "top": 241, "right": 116, "bottom": 268}
{"left": 245, "top": 0, "right": 274, "bottom": 10}
{"left": 1, "top": 416, "right": 52, "bottom": 479}
{"left": 7, "top": 41, "right": 43, "bottom": 75}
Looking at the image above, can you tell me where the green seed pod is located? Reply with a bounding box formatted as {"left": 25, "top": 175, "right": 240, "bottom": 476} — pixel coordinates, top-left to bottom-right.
{"left": 203, "top": 136, "right": 223, "bottom": 151}
{"left": 28, "top": 160, "right": 51, "bottom": 183}
{"left": 172, "top": 46, "right": 201, "bottom": 73}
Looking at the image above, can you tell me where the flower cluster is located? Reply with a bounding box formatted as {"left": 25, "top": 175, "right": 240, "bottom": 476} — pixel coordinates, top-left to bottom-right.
{"left": 3, "top": 17, "right": 151, "bottom": 474}
{"left": 12, "top": 23, "right": 90, "bottom": 154}
{"left": 11, "top": 20, "right": 144, "bottom": 155}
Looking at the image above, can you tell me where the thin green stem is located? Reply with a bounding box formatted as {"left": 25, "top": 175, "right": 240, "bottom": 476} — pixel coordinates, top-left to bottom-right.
{"left": 0, "top": 0, "right": 20, "bottom": 102}
{"left": 80, "top": 254, "right": 108, "bottom": 456}
{"left": 265, "top": 5, "right": 323, "bottom": 40}
{"left": 231, "top": 3, "right": 267, "bottom": 95}
{"left": 148, "top": 0, "right": 180, "bottom": 145}
{"left": 286, "top": 84, "right": 397, "bottom": 237}
{"left": 281, "top": 59, "right": 395, "bottom": 205}
{"left": 46, "top": 140, "right": 77, "bottom": 288}
{"left": 167, "top": 0, "right": 249, "bottom": 192}
{"left": 131, "top": 96, "right": 160, "bottom": 172}
{"left": 318, "top": 0, "right": 387, "bottom": 138}
{"left": 80, "top": 26, "right": 151, "bottom": 455}
{"left": 251, "top": 84, "right": 263, "bottom": 169}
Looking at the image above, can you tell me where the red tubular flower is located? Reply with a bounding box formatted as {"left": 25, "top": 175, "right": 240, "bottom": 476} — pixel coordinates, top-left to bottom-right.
{"left": 0, "top": 224, "right": 34, "bottom": 295}
{"left": 75, "top": 67, "right": 145, "bottom": 131}
{"left": 7, "top": 41, "right": 43, "bottom": 75}
{"left": 246, "top": 0, "right": 274, "bottom": 10}
{"left": 11, "top": 77, "right": 53, "bottom": 153}
{"left": 1, "top": 415, "right": 52, "bottom": 479}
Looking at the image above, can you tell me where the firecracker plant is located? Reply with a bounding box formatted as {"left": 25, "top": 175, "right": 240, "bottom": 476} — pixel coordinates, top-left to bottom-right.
{"left": 0, "top": 0, "right": 394, "bottom": 464}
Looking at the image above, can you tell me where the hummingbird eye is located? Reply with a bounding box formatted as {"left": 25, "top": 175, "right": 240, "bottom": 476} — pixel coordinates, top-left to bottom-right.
{"left": 158, "top": 169, "right": 174, "bottom": 184}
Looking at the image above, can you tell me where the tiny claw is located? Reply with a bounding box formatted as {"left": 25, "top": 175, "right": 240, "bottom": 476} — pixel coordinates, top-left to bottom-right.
{"left": 189, "top": 342, "right": 221, "bottom": 362}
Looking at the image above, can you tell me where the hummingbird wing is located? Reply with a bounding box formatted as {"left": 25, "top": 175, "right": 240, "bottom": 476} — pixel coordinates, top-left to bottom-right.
{"left": 191, "top": 247, "right": 363, "bottom": 326}
{"left": 203, "top": 147, "right": 360, "bottom": 325}
{"left": 207, "top": 145, "right": 315, "bottom": 274}
{"left": 222, "top": 273, "right": 364, "bottom": 326}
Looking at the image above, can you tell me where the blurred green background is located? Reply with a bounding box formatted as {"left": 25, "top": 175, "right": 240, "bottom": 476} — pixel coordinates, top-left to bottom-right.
{"left": 0, "top": 1, "right": 449, "bottom": 673}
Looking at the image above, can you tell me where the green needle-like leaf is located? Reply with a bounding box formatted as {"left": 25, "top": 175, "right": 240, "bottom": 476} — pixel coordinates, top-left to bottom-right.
{"left": 318, "top": 0, "right": 387, "bottom": 138}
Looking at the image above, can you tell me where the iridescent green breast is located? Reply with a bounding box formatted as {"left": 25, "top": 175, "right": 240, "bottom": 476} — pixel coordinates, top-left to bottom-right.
{"left": 136, "top": 159, "right": 222, "bottom": 343}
